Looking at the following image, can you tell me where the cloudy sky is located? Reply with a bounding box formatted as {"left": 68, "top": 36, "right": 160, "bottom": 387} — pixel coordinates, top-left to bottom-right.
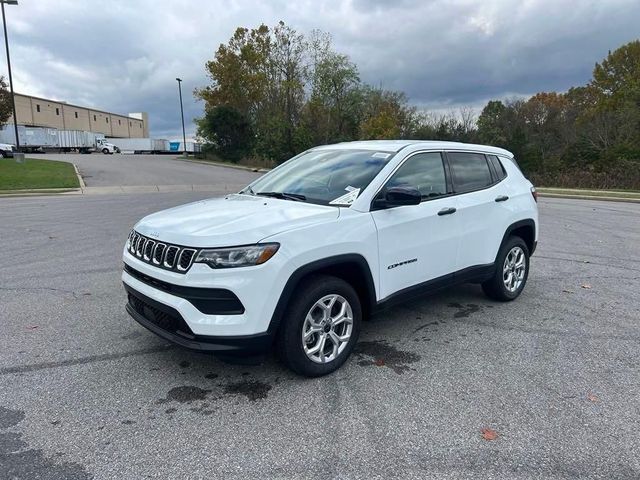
{"left": 5, "top": 0, "right": 639, "bottom": 138}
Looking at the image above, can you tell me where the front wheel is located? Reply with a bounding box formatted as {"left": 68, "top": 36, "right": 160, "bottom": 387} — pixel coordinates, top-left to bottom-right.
{"left": 482, "top": 236, "right": 530, "bottom": 301}
{"left": 277, "top": 274, "right": 361, "bottom": 377}
{"left": 102, "top": 148, "right": 109, "bottom": 154}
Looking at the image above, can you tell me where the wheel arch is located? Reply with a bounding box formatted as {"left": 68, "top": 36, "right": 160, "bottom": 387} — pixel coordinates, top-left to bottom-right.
{"left": 267, "top": 254, "right": 377, "bottom": 336}
{"left": 500, "top": 219, "right": 536, "bottom": 256}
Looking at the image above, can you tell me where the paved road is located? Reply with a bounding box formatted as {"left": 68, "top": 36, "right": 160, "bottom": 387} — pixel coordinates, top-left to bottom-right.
{"left": 31, "top": 153, "right": 260, "bottom": 188}
{"left": 1, "top": 189, "right": 639, "bottom": 479}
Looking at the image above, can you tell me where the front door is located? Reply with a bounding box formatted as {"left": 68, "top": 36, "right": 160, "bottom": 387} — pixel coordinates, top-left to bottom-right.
{"left": 371, "top": 152, "right": 461, "bottom": 300}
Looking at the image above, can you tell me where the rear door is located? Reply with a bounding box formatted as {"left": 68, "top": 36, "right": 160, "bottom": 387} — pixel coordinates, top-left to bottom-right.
{"left": 445, "top": 151, "right": 510, "bottom": 270}
{"left": 371, "top": 151, "right": 461, "bottom": 300}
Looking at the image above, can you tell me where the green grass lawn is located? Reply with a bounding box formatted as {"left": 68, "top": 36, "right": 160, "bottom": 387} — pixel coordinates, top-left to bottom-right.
{"left": 0, "top": 158, "right": 79, "bottom": 191}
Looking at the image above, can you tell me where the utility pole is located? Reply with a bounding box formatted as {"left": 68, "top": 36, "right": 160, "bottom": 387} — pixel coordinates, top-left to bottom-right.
{"left": 1, "top": 0, "right": 19, "bottom": 152}
{"left": 176, "top": 78, "right": 187, "bottom": 156}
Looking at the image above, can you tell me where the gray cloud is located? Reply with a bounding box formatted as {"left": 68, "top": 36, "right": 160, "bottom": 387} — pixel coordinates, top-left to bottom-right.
{"left": 4, "top": 0, "right": 639, "bottom": 138}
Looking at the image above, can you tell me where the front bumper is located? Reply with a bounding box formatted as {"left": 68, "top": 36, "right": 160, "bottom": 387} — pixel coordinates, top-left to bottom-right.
{"left": 124, "top": 282, "right": 273, "bottom": 354}
{"left": 122, "top": 247, "right": 287, "bottom": 336}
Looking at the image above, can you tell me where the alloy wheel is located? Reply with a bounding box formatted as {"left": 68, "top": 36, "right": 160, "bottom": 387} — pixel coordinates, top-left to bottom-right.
{"left": 302, "top": 294, "right": 353, "bottom": 364}
{"left": 503, "top": 246, "right": 526, "bottom": 293}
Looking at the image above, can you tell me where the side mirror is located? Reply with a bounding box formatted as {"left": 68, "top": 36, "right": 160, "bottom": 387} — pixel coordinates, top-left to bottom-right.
{"left": 375, "top": 185, "right": 421, "bottom": 209}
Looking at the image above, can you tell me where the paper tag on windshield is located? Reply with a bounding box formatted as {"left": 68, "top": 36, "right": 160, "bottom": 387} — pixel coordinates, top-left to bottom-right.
{"left": 345, "top": 185, "right": 357, "bottom": 192}
{"left": 330, "top": 188, "right": 360, "bottom": 205}
{"left": 372, "top": 152, "right": 391, "bottom": 159}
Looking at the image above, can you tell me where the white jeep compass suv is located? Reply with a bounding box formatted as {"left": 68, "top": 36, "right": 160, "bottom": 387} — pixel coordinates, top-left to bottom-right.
{"left": 123, "top": 141, "right": 538, "bottom": 376}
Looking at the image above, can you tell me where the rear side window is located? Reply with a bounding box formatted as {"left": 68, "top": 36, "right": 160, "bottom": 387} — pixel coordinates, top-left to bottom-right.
{"left": 386, "top": 152, "right": 447, "bottom": 199}
{"left": 447, "top": 152, "right": 493, "bottom": 192}
{"left": 487, "top": 155, "right": 507, "bottom": 181}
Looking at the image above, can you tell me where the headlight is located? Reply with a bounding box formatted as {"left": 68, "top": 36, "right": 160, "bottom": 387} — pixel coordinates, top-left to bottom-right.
{"left": 194, "top": 243, "right": 280, "bottom": 269}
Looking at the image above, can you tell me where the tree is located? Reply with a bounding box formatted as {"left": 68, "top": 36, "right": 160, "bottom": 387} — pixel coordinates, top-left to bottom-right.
{"left": 195, "top": 25, "right": 271, "bottom": 119}
{"left": 359, "top": 87, "right": 417, "bottom": 140}
{"left": 196, "top": 105, "right": 253, "bottom": 162}
{"left": 591, "top": 40, "right": 640, "bottom": 108}
{"left": 0, "top": 76, "right": 13, "bottom": 127}
{"left": 477, "top": 100, "right": 507, "bottom": 145}
{"left": 305, "top": 31, "right": 361, "bottom": 144}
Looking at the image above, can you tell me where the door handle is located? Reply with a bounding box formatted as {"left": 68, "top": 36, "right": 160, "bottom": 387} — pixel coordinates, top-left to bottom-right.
{"left": 495, "top": 195, "right": 509, "bottom": 202}
{"left": 437, "top": 207, "right": 457, "bottom": 216}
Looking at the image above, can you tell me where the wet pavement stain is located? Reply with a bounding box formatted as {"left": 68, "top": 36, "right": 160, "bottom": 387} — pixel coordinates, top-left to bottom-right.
{"left": 179, "top": 361, "right": 191, "bottom": 368}
{"left": 224, "top": 380, "right": 272, "bottom": 401}
{"left": 120, "top": 331, "right": 142, "bottom": 340}
{"left": 448, "top": 303, "right": 482, "bottom": 318}
{"left": 204, "top": 373, "right": 219, "bottom": 379}
{"left": 354, "top": 340, "right": 421, "bottom": 374}
{"left": 158, "top": 386, "right": 212, "bottom": 404}
{"left": 413, "top": 320, "right": 440, "bottom": 333}
{"left": 0, "top": 406, "right": 90, "bottom": 479}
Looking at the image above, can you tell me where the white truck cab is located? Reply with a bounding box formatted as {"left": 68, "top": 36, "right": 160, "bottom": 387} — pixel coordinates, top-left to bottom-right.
{"left": 122, "top": 140, "right": 538, "bottom": 376}
{"left": 0, "top": 142, "right": 14, "bottom": 158}
{"left": 96, "top": 138, "right": 119, "bottom": 154}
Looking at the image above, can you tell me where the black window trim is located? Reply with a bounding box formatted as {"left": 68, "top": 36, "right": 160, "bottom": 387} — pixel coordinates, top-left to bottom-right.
{"left": 368, "top": 148, "right": 513, "bottom": 211}
{"left": 486, "top": 154, "right": 508, "bottom": 183}
{"left": 370, "top": 150, "right": 453, "bottom": 210}
{"left": 443, "top": 150, "right": 507, "bottom": 195}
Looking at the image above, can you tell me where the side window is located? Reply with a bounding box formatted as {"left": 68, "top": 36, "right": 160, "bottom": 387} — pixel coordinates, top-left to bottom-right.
{"left": 447, "top": 152, "right": 493, "bottom": 192}
{"left": 386, "top": 152, "right": 447, "bottom": 199}
{"left": 487, "top": 155, "right": 507, "bottom": 181}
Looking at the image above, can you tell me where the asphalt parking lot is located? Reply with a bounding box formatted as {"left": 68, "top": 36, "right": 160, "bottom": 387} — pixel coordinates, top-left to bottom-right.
{"left": 31, "top": 153, "right": 260, "bottom": 188}
{"left": 1, "top": 157, "right": 639, "bottom": 479}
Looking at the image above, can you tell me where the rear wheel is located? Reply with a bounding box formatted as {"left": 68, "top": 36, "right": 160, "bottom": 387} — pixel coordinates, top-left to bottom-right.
{"left": 277, "top": 274, "right": 361, "bottom": 377}
{"left": 482, "top": 236, "right": 530, "bottom": 301}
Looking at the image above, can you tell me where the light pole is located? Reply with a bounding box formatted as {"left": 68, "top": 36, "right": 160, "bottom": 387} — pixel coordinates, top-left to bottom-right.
{"left": 176, "top": 77, "right": 187, "bottom": 156}
{"left": 1, "top": 0, "right": 19, "bottom": 153}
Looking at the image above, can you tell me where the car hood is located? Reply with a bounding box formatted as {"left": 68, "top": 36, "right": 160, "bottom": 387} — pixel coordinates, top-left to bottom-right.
{"left": 134, "top": 193, "right": 340, "bottom": 247}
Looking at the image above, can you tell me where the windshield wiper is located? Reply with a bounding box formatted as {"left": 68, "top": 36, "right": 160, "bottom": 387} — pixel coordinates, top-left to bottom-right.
{"left": 256, "top": 191, "right": 306, "bottom": 202}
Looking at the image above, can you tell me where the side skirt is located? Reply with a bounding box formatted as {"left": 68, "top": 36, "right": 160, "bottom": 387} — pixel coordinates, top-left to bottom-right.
{"left": 372, "top": 263, "right": 495, "bottom": 313}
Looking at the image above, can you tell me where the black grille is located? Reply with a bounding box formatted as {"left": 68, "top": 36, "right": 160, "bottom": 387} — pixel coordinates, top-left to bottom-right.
{"left": 143, "top": 240, "right": 155, "bottom": 260}
{"left": 179, "top": 249, "right": 196, "bottom": 270}
{"left": 127, "top": 230, "right": 198, "bottom": 273}
{"left": 164, "top": 246, "right": 179, "bottom": 268}
{"left": 128, "top": 291, "right": 194, "bottom": 338}
{"left": 153, "top": 243, "right": 166, "bottom": 264}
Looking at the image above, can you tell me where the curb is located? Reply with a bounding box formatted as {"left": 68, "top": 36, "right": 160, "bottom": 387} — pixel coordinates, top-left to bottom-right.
{"left": 0, "top": 184, "right": 242, "bottom": 197}
{"left": 0, "top": 188, "right": 81, "bottom": 197}
{"left": 73, "top": 163, "right": 86, "bottom": 189}
{"left": 538, "top": 193, "right": 640, "bottom": 204}
{"left": 176, "top": 157, "right": 271, "bottom": 173}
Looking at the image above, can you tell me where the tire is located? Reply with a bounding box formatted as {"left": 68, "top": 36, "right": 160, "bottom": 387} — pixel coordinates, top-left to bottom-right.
{"left": 482, "top": 235, "right": 530, "bottom": 301}
{"left": 276, "top": 274, "right": 361, "bottom": 377}
{"left": 102, "top": 148, "right": 109, "bottom": 154}
{"left": 1, "top": 151, "right": 7, "bottom": 158}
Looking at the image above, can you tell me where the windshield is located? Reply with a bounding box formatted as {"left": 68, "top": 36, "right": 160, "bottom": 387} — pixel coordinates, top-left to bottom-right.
{"left": 243, "top": 149, "right": 394, "bottom": 206}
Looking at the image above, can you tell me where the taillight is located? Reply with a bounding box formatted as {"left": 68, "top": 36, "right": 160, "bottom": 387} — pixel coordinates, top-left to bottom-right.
{"left": 531, "top": 186, "right": 538, "bottom": 203}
